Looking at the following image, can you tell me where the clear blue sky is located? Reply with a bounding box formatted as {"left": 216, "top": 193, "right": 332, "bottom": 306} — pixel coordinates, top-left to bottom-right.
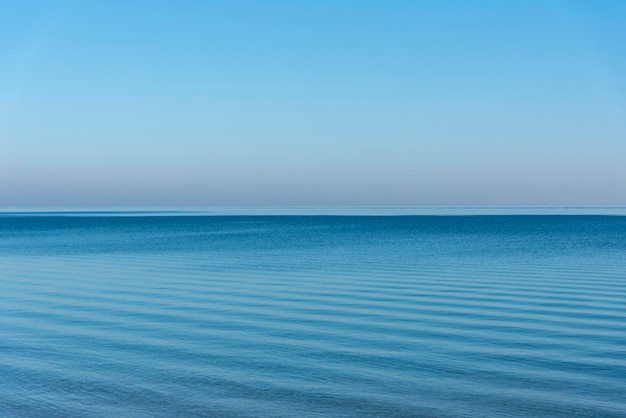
{"left": 1, "top": 0, "right": 625, "bottom": 205}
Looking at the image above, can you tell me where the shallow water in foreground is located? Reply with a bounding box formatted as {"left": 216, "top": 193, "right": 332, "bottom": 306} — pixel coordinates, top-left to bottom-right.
{"left": 1, "top": 215, "right": 625, "bottom": 417}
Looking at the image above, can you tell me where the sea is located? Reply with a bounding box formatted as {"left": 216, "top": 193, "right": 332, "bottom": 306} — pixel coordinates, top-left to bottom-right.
{"left": 1, "top": 207, "right": 625, "bottom": 417}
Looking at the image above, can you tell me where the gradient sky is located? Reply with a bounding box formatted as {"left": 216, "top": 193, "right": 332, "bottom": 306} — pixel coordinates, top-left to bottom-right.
{"left": 1, "top": 0, "right": 625, "bottom": 205}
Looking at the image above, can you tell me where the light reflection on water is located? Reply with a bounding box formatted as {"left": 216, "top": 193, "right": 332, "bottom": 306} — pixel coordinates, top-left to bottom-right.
{"left": 1, "top": 214, "right": 625, "bottom": 417}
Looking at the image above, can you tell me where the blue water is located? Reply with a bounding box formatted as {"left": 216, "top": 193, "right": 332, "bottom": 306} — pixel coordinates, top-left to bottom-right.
{"left": 1, "top": 214, "right": 626, "bottom": 417}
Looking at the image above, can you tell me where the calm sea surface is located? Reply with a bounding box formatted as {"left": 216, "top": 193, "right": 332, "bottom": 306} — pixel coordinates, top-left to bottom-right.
{"left": 1, "top": 214, "right": 625, "bottom": 417}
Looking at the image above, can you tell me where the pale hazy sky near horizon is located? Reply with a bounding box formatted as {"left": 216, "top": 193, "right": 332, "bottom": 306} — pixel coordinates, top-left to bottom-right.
{"left": 1, "top": 0, "right": 625, "bottom": 206}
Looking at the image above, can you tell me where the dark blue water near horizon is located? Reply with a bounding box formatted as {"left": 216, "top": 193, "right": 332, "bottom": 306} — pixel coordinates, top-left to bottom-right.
{"left": 1, "top": 215, "right": 626, "bottom": 417}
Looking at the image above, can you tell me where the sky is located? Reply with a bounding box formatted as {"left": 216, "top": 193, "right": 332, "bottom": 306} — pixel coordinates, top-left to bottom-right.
{"left": 1, "top": 0, "right": 625, "bottom": 206}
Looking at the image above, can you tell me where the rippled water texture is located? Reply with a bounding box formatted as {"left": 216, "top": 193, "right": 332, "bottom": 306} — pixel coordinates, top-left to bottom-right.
{"left": 1, "top": 215, "right": 625, "bottom": 417}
